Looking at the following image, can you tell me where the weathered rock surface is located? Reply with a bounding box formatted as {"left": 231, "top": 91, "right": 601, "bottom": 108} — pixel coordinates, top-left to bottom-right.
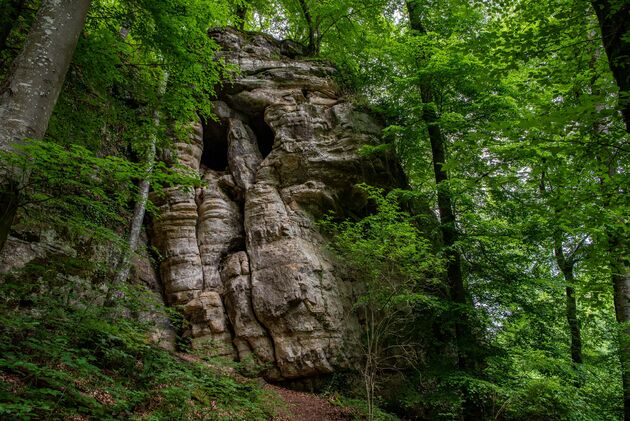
{"left": 151, "top": 28, "right": 404, "bottom": 380}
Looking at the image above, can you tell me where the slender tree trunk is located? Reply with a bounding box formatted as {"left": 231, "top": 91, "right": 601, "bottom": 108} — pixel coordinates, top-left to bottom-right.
{"left": 406, "top": 2, "right": 480, "bottom": 419}
{"left": 0, "top": 0, "right": 26, "bottom": 53}
{"left": 113, "top": 70, "right": 167, "bottom": 285}
{"left": 112, "top": 136, "right": 156, "bottom": 285}
{"left": 598, "top": 152, "right": 630, "bottom": 420}
{"left": 539, "top": 167, "right": 584, "bottom": 370}
{"left": 591, "top": 0, "right": 630, "bottom": 132}
{"left": 565, "top": 283, "right": 582, "bottom": 364}
{"left": 297, "top": 0, "right": 318, "bottom": 54}
{"left": 406, "top": 0, "right": 469, "bottom": 353}
{"left": 0, "top": 0, "right": 91, "bottom": 253}
{"left": 423, "top": 78, "right": 480, "bottom": 421}
{"left": 554, "top": 239, "right": 583, "bottom": 366}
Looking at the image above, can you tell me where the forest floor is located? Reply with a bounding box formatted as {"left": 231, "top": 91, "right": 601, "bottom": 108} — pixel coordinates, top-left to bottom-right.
{"left": 177, "top": 353, "right": 360, "bottom": 420}
{"left": 266, "top": 384, "right": 357, "bottom": 421}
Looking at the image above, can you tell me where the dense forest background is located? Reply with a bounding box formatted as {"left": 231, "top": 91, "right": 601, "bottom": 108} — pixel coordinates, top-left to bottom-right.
{"left": 0, "top": 0, "right": 628, "bottom": 420}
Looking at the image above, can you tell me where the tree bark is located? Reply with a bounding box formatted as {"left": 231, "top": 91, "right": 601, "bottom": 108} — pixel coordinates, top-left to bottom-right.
{"left": 406, "top": 0, "right": 469, "bottom": 347}
{"left": 0, "top": 0, "right": 91, "bottom": 252}
{"left": 591, "top": 0, "right": 630, "bottom": 132}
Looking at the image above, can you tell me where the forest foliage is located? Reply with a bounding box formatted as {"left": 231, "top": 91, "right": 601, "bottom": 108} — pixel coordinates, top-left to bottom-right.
{"left": 0, "top": 0, "right": 628, "bottom": 420}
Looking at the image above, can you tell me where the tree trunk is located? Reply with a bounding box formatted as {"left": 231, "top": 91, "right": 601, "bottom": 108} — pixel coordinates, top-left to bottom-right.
{"left": 595, "top": 153, "right": 629, "bottom": 416}
{"left": 235, "top": 2, "right": 248, "bottom": 30}
{"left": 596, "top": 144, "right": 630, "bottom": 419}
{"left": 609, "top": 230, "right": 630, "bottom": 419}
{"left": 406, "top": 1, "right": 480, "bottom": 419}
{"left": 0, "top": 0, "right": 91, "bottom": 253}
{"left": 113, "top": 69, "right": 168, "bottom": 285}
{"left": 554, "top": 239, "right": 583, "bottom": 366}
{"left": 297, "top": 0, "right": 318, "bottom": 54}
{"left": 586, "top": 31, "right": 629, "bottom": 416}
{"left": 112, "top": 136, "right": 156, "bottom": 285}
{"left": 591, "top": 0, "right": 630, "bottom": 132}
{"left": 0, "top": 0, "right": 26, "bottom": 53}
{"left": 590, "top": 0, "right": 630, "bottom": 412}
{"left": 565, "top": 284, "right": 582, "bottom": 364}
{"left": 423, "top": 75, "right": 481, "bottom": 421}
{"left": 406, "top": 0, "right": 469, "bottom": 351}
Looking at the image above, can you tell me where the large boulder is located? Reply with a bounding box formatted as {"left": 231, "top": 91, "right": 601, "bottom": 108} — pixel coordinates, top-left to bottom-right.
{"left": 151, "top": 28, "right": 405, "bottom": 380}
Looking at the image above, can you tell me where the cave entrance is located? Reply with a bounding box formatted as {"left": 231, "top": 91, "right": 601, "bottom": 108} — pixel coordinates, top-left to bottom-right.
{"left": 200, "top": 114, "right": 274, "bottom": 171}
{"left": 201, "top": 118, "right": 229, "bottom": 171}
{"left": 249, "top": 113, "right": 274, "bottom": 158}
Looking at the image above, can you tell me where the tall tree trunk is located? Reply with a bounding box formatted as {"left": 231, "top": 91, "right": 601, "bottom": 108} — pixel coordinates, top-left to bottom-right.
{"left": 602, "top": 173, "right": 630, "bottom": 420}
{"left": 539, "top": 169, "right": 584, "bottom": 369}
{"left": 112, "top": 136, "right": 156, "bottom": 285}
{"left": 406, "top": 0, "right": 469, "bottom": 352}
{"left": 586, "top": 31, "right": 629, "bottom": 416}
{"left": 423, "top": 102, "right": 467, "bottom": 307}
{"left": 589, "top": 4, "right": 630, "bottom": 412}
{"left": 0, "top": 0, "right": 26, "bottom": 53}
{"left": 553, "top": 238, "right": 583, "bottom": 366}
{"left": 596, "top": 148, "right": 629, "bottom": 417}
{"left": 0, "top": 0, "right": 91, "bottom": 252}
{"left": 423, "top": 81, "right": 480, "bottom": 421}
{"left": 113, "top": 70, "right": 167, "bottom": 285}
{"left": 611, "top": 235, "right": 630, "bottom": 420}
{"left": 406, "top": 1, "right": 480, "bottom": 418}
{"left": 591, "top": 0, "right": 630, "bottom": 132}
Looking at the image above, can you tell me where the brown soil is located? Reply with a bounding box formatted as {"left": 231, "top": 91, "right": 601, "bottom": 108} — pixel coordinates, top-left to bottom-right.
{"left": 267, "top": 384, "right": 360, "bottom": 421}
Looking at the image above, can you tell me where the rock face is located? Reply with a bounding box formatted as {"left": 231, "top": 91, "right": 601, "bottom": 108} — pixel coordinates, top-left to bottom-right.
{"left": 151, "top": 28, "right": 404, "bottom": 381}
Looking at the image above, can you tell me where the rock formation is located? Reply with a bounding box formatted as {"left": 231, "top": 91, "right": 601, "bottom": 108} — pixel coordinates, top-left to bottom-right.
{"left": 150, "top": 28, "right": 404, "bottom": 381}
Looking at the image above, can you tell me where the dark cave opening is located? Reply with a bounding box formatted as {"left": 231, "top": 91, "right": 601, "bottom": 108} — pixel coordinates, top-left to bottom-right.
{"left": 249, "top": 113, "right": 274, "bottom": 158}
{"left": 201, "top": 118, "right": 229, "bottom": 171}
{"left": 200, "top": 114, "right": 274, "bottom": 171}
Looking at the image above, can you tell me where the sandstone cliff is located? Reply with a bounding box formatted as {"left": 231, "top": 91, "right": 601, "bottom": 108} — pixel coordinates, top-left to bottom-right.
{"left": 150, "top": 28, "right": 404, "bottom": 381}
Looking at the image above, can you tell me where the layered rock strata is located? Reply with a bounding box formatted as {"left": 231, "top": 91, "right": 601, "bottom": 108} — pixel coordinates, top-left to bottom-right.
{"left": 151, "top": 28, "right": 404, "bottom": 380}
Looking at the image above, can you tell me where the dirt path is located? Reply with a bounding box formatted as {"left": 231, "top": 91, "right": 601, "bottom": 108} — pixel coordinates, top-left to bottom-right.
{"left": 267, "top": 384, "right": 358, "bottom": 421}
{"left": 176, "top": 353, "right": 360, "bottom": 420}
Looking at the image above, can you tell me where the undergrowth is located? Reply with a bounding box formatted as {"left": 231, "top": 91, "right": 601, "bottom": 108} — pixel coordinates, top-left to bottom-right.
{"left": 0, "top": 263, "right": 275, "bottom": 420}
